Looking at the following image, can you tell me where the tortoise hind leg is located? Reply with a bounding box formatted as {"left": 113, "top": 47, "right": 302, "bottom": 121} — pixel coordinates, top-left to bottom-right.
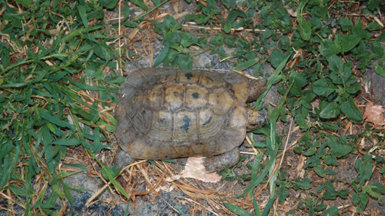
{"left": 203, "top": 148, "right": 240, "bottom": 173}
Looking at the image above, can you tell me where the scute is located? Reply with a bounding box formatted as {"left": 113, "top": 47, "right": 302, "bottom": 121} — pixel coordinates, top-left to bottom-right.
{"left": 147, "top": 85, "right": 163, "bottom": 108}
{"left": 147, "top": 111, "right": 173, "bottom": 141}
{"left": 208, "top": 88, "right": 235, "bottom": 114}
{"left": 179, "top": 71, "right": 200, "bottom": 83}
{"left": 115, "top": 68, "right": 255, "bottom": 160}
{"left": 185, "top": 84, "right": 208, "bottom": 109}
{"left": 164, "top": 83, "right": 184, "bottom": 111}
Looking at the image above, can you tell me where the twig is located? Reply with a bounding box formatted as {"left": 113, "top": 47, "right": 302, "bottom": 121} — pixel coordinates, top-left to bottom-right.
{"left": 279, "top": 118, "right": 293, "bottom": 167}
{"left": 118, "top": 0, "right": 122, "bottom": 75}
{"left": 182, "top": 23, "right": 265, "bottom": 33}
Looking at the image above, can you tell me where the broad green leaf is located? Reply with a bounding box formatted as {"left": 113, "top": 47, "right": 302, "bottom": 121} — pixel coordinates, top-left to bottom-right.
{"left": 293, "top": 178, "right": 312, "bottom": 190}
{"left": 99, "top": 0, "right": 119, "bottom": 9}
{"left": 226, "top": 9, "right": 246, "bottom": 22}
{"left": 341, "top": 98, "right": 363, "bottom": 123}
{"left": 355, "top": 154, "right": 373, "bottom": 185}
{"left": 320, "top": 122, "right": 339, "bottom": 131}
{"left": 352, "top": 20, "right": 372, "bottom": 40}
{"left": 338, "top": 34, "right": 361, "bottom": 53}
{"left": 298, "top": 20, "right": 311, "bottom": 41}
{"left": 367, "top": 22, "right": 382, "bottom": 31}
{"left": 321, "top": 206, "right": 338, "bottom": 216}
{"left": 303, "top": 147, "right": 317, "bottom": 156}
{"left": 129, "top": 0, "right": 148, "bottom": 10}
{"left": 325, "top": 168, "right": 337, "bottom": 175}
{"left": 325, "top": 136, "right": 352, "bottom": 158}
{"left": 155, "top": 16, "right": 178, "bottom": 35}
{"left": 323, "top": 155, "right": 339, "bottom": 166}
{"left": 312, "top": 79, "right": 334, "bottom": 97}
{"left": 176, "top": 54, "right": 192, "bottom": 69}
{"left": 152, "top": 0, "right": 161, "bottom": 6}
{"left": 153, "top": 42, "right": 169, "bottom": 67}
{"left": 346, "top": 83, "right": 361, "bottom": 94}
{"left": 362, "top": 182, "right": 385, "bottom": 201}
{"left": 289, "top": 71, "right": 307, "bottom": 96}
{"left": 223, "top": 9, "right": 246, "bottom": 33}
{"left": 15, "top": 0, "right": 33, "bottom": 8}
{"left": 353, "top": 192, "right": 369, "bottom": 212}
{"left": 184, "top": 14, "right": 209, "bottom": 25}
{"left": 223, "top": 22, "right": 232, "bottom": 33}
{"left": 268, "top": 49, "right": 286, "bottom": 68}
{"left": 315, "top": 203, "right": 327, "bottom": 212}
{"left": 371, "top": 41, "right": 384, "bottom": 58}
{"left": 209, "top": 34, "right": 224, "bottom": 46}
{"left": 320, "top": 102, "right": 340, "bottom": 119}
{"left": 277, "top": 186, "right": 290, "bottom": 204}
{"left": 305, "top": 156, "right": 320, "bottom": 168}
{"left": 322, "top": 180, "right": 342, "bottom": 200}
{"left": 180, "top": 32, "right": 198, "bottom": 47}
{"left": 368, "top": 0, "right": 381, "bottom": 10}
{"left": 327, "top": 55, "right": 344, "bottom": 74}
{"left": 314, "top": 165, "right": 325, "bottom": 177}
{"left": 339, "top": 18, "right": 353, "bottom": 31}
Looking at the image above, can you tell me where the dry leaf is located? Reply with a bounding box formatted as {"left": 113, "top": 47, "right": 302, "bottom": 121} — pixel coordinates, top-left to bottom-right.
{"left": 180, "top": 157, "right": 221, "bottom": 183}
{"left": 363, "top": 102, "right": 385, "bottom": 128}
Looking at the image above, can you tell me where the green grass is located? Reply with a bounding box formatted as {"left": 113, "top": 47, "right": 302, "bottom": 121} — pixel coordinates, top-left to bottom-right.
{"left": 0, "top": 0, "right": 122, "bottom": 214}
{"left": 1, "top": 0, "right": 385, "bottom": 215}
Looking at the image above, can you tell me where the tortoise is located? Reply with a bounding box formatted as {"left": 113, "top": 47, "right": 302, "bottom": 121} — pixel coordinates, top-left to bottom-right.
{"left": 115, "top": 68, "right": 266, "bottom": 171}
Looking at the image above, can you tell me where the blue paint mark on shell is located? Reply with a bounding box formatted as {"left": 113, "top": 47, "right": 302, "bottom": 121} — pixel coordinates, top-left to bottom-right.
{"left": 181, "top": 115, "right": 190, "bottom": 132}
{"left": 185, "top": 72, "right": 193, "bottom": 79}
{"left": 192, "top": 92, "right": 199, "bottom": 99}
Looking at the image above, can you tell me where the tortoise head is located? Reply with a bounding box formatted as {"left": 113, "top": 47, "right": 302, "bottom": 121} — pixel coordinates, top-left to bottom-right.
{"left": 245, "top": 77, "right": 267, "bottom": 131}
{"left": 246, "top": 107, "right": 267, "bottom": 131}
{"left": 247, "top": 77, "right": 266, "bottom": 103}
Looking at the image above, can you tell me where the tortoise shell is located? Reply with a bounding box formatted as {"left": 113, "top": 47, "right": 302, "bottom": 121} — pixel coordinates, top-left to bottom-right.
{"left": 115, "top": 68, "right": 264, "bottom": 160}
